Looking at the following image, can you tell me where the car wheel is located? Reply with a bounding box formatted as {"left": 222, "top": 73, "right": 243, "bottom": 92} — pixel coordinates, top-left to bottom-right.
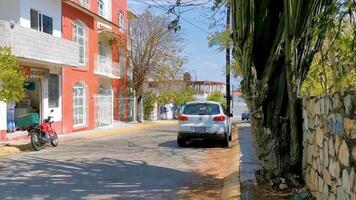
{"left": 221, "top": 135, "right": 229, "bottom": 148}
{"left": 177, "top": 138, "right": 186, "bottom": 147}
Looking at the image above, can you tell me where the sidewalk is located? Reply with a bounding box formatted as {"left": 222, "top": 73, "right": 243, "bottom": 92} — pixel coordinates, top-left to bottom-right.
{"left": 0, "top": 120, "right": 177, "bottom": 158}
{"left": 237, "top": 122, "right": 263, "bottom": 200}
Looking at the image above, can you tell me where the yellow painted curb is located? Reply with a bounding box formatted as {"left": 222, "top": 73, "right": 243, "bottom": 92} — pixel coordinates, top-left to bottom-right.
{"left": 222, "top": 125, "right": 241, "bottom": 200}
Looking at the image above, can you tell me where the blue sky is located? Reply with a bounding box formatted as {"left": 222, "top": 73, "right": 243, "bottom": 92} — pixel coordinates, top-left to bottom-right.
{"left": 128, "top": 0, "right": 228, "bottom": 82}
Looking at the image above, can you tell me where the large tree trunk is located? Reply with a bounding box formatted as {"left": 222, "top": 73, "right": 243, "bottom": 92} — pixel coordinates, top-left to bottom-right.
{"left": 231, "top": 0, "right": 332, "bottom": 186}
{"left": 242, "top": 61, "right": 303, "bottom": 185}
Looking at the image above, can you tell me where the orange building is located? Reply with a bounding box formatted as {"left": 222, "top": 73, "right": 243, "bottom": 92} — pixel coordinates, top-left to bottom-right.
{"left": 61, "top": 0, "right": 128, "bottom": 133}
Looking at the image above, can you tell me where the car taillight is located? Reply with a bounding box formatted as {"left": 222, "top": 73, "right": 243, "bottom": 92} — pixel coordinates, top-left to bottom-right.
{"left": 213, "top": 115, "right": 225, "bottom": 121}
{"left": 178, "top": 115, "right": 188, "bottom": 121}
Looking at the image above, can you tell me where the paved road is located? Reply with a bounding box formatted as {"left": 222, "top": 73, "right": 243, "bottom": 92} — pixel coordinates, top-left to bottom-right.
{"left": 0, "top": 124, "right": 235, "bottom": 200}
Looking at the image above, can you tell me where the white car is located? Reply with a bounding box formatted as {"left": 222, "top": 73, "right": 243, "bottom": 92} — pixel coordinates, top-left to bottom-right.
{"left": 177, "top": 101, "right": 232, "bottom": 147}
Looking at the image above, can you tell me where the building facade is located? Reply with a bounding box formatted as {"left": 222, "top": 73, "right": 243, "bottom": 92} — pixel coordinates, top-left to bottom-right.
{"left": 0, "top": 0, "right": 128, "bottom": 141}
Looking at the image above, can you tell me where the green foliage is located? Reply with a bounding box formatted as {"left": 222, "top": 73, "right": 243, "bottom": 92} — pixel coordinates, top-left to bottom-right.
{"left": 302, "top": 12, "right": 356, "bottom": 96}
{"left": 0, "top": 47, "right": 26, "bottom": 102}
{"left": 208, "top": 29, "right": 231, "bottom": 50}
{"left": 143, "top": 91, "right": 157, "bottom": 121}
{"left": 207, "top": 91, "right": 226, "bottom": 107}
{"left": 157, "top": 86, "right": 196, "bottom": 106}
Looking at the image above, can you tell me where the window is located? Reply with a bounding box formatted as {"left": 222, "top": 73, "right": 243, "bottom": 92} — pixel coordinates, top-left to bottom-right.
{"left": 72, "top": 21, "right": 86, "bottom": 65}
{"left": 30, "top": 9, "right": 53, "bottom": 35}
{"left": 98, "top": 0, "right": 105, "bottom": 17}
{"left": 79, "top": 0, "right": 89, "bottom": 8}
{"left": 73, "top": 83, "right": 87, "bottom": 127}
{"left": 48, "top": 74, "right": 59, "bottom": 108}
{"left": 183, "top": 103, "right": 221, "bottom": 115}
{"left": 118, "top": 12, "right": 124, "bottom": 32}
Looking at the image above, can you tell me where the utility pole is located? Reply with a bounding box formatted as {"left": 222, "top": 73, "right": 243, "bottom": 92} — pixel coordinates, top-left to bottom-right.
{"left": 226, "top": 4, "right": 231, "bottom": 115}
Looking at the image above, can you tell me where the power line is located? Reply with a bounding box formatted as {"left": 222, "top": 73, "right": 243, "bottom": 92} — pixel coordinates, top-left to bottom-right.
{"left": 131, "top": 0, "right": 213, "bottom": 35}
{"left": 149, "top": 0, "right": 213, "bottom": 34}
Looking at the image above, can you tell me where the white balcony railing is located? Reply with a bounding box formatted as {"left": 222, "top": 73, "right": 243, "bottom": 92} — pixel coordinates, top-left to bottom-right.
{"left": 0, "top": 20, "right": 79, "bottom": 66}
{"left": 94, "top": 54, "right": 120, "bottom": 78}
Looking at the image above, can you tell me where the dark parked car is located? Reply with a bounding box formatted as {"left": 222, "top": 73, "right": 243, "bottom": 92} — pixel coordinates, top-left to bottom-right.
{"left": 241, "top": 111, "right": 250, "bottom": 121}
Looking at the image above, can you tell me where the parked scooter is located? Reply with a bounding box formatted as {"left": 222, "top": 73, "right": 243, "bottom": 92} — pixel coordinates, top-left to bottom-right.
{"left": 27, "top": 109, "right": 59, "bottom": 151}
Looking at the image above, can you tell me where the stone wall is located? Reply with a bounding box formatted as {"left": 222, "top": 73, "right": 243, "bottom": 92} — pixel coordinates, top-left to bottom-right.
{"left": 302, "top": 90, "right": 356, "bottom": 200}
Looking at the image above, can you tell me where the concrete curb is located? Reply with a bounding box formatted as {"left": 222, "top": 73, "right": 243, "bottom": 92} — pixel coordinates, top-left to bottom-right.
{"left": 222, "top": 125, "right": 241, "bottom": 200}
{"left": 0, "top": 120, "right": 177, "bottom": 158}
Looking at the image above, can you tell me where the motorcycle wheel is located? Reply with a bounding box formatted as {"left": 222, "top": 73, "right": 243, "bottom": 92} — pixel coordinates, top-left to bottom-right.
{"left": 50, "top": 131, "right": 59, "bottom": 147}
{"left": 30, "top": 131, "right": 42, "bottom": 151}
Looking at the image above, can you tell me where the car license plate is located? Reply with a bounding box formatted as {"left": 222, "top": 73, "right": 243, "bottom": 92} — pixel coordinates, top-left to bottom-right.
{"left": 195, "top": 127, "right": 206, "bottom": 133}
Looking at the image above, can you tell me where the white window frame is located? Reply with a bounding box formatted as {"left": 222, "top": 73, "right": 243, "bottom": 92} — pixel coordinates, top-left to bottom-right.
{"left": 72, "top": 22, "right": 87, "bottom": 66}
{"left": 118, "top": 12, "right": 124, "bottom": 32}
{"left": 73, "top": 83, "right": 87, "bottom": 127}
{"left": 98, "top": 0, "right": 105, "bottom": 17}
{"left": 30, "top": 9, "right": 53, "bottom": 35}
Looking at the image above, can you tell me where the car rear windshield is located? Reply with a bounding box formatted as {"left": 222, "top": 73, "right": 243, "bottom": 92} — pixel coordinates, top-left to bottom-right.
{"left": 183, "top": 103, "right": 221, "bottom": 115}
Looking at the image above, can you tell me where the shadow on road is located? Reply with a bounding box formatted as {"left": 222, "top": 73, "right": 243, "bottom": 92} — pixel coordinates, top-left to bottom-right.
{"left": 0, "top": 157, "right": 216, "bottom": 199}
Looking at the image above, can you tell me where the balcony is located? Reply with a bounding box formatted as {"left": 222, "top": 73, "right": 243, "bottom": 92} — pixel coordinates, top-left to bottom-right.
{"left": 94, "top": 54, "right": 121, "bottom": 79}
{"left": 0, "top": 20, "right": 79, "bottom": 66}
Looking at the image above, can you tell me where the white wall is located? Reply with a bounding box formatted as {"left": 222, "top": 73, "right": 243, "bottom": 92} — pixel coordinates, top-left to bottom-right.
{"left": 19, "top": 0, "right": 62, "bottom": 38}
{"left": 0, "top": 0, "right": 20, "bottom": 23}
{"left": 0, "top": 101, "right": 7, "bottom": 131}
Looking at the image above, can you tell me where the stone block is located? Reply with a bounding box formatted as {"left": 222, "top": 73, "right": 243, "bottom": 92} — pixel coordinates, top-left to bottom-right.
{"left": 337, "top": 186, "right": 346, "bottom": 200}
{"left": 330, "top": 137, "right": 336, "bottom": 157}
{"left": 318, "top": 175, "right": 324, "bottom": 192}
{"left": 324, "top": 140, "right": 330, "bottom": 167}
{"left": 310, "top": 168, "right": 316, "bottom": 189}
{"left": 353, "top": 147, "right": 356, "bottom": 162}
{"left": 309, "top": 118, "right": 315, "bottom": 130}
{"left": 309, "top": 99, "right": 316, "bottom": 118}
{"left": 307, "top": 132, "right": 313, "bottom": 144}
{"left": 344, "top": 118, "right": 351, "bottom": 136}
{"left": 332, "top": 181, "right": 337, "bottom": 194}
{"left": 313, "top": 158, "right": 318, "bottom": 170}
{"left": 335, "top": 136, "right": 341, "bottom": 155}
{"left": 324, "top": 167, "right": 332, "bottom": 186}
{"left": 323, "top": 183, "right": 330, "bottom": 198}
{"left": 307, "top": 145, "right": 313, "bottom": 164}
{"left": 330, "top": 193, "right": 336, "bottom": 200}
{"left": 329, "top": 159, "right": 340, "bottom": 178}
{"left": 350, "top": 168, "right": 355, "bottom": 192}
{"left": 316, "top": 127, "right": 324, "bottom": 147}
{"left": 332, "top": 93, "right": 341, "bottom": 110}
{"left": 344, "top": 95, "right": 352, "bottom": 115}
{"left": 317, "top": 156, "right": 322, "bottom": 174}
{"left": 313, "top": 142, "right": 319, "bottom": 158}
{"left": 316, "top": 98, "right": 322, "bottom": 115}
{"left": 339, "top": 141, "right": 350, "bottom": 167}
{"left": 342, "top": 169, "right": 351, "bottom": 194}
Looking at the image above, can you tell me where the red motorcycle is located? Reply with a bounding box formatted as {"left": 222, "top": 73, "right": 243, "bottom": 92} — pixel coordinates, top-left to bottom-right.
{"left": 28, "top": 109, "right": 59, "bottom": 151}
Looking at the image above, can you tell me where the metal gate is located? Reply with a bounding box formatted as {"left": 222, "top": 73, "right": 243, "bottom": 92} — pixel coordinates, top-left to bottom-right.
{"left": 93, "top": 95, "right": 113, "bottom": 128}
{"left": 116, "top": 97, "right": 136, "bottom": 122}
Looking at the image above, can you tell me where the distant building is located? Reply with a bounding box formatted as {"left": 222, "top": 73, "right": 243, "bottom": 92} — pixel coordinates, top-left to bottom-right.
{"left": 144, "top": 80, "right": 187, "bottom": 94}
{"left": 190, "top": 81, "right": 226, "bottom": 96}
